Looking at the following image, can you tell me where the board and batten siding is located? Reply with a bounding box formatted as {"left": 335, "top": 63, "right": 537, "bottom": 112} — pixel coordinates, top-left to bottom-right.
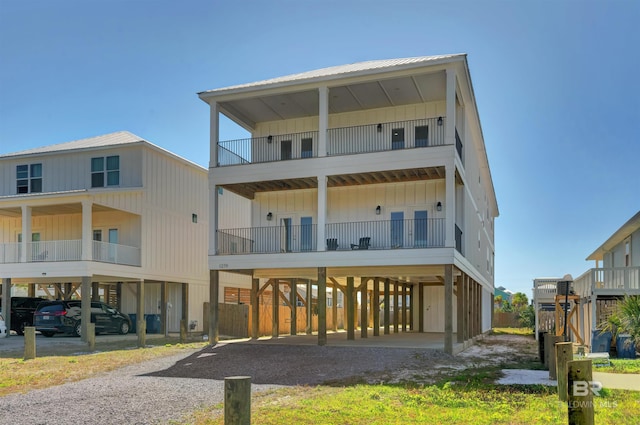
{"left": 0, "top": 146, "right": 143, "bottom": 196}
{"left": 251, "top": 180, "right": 446, "bottom": 228}
{"left": 417, "top": 285, "right": 457, "bottom": 332}
{"left": 139, "top": 147, "right": 209, "bottom": 284}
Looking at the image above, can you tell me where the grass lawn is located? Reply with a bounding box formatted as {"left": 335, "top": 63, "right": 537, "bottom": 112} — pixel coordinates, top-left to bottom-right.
{"left": 598, "top": 358, "right": 640, "bottom": 374}
{"left": 190, "top": 368, "right": 640, "bottom": 425}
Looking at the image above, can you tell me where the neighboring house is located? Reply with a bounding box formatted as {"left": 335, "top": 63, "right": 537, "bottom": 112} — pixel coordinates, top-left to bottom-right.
{"left": 532, "top": 277, "right": 563, "bottom": 338}
{"left": 199, "top": 54, "right": 499, "bottom": 354}
{"left": 575, "top": 211, "right": 640, "bottom": 348}
{"left": 494, "top": 286, "right": 514, "bottom": 305}
{"left": 0, "top": 131, "right": 212, "bottom": 336}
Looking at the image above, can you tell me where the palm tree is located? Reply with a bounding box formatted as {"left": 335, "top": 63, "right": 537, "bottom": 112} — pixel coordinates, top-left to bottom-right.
{"left": 599, "top": 295, "right": 640, "bottom": 353}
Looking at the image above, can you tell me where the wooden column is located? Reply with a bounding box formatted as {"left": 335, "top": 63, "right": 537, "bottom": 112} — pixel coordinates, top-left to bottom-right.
{"left": 272, "top": 280, "right": 279, "bottom": 338}
{"left": 360, "top": 278, "right": 368, "bottom": 338}
{"left": 456, "top": 274, "right": 464, "bottom": 343}
{"left": 251, "top": 278, "right": 259, "bottom": 339}
{"left": 418, "top": 283, "right": 424, "bottom": 333}
{"left": 91, "top": 282, "right": 100, "bottom": 301}
{"left": 462, "top": 275, "right": 469, "bottom": 341}
{"left": 470, "top": 280, "right": 476, "bottom": 338}
{"left": 346, "top": 277, "right": 355, "bottom": 340}
{"left": 393, "top": 281, "right": 399, "bottom": 333}
{"left": 290, "top": 280, "right": 297, "bottom": 336}
{"left": 306, "top": 279, "right": 312, "bottom": 335}
{"left": 137, "top": 279, "right": 146, "bottom": 347}
{"left": 2, "top": 278, "right": 11, "bottom": 337}
{"left": 409, "top": 285, "right": 414, "bottom": 331}
{"left": 401, "top": 284, "right": 407, "bottom": 332}
{"left": 182, "top": 282, "right": 189, "bottom": 333}
{"left": 209, "top": 270, "right": 219, "bottom": 344}
{"left": 567, "top": 360, "right": 595, "bottom": 424}
{"left": 317, "top": 267, "right": 327, "bottom": 346}
{"left": 383, "top": 278, "right": 390, "bottom": 335}
{"left": 331, "top": 281, "right": 338, "bottom": 332}
{"left": 444, "top": 264, "right": 454, "bottom": 355}
{"left": 556, "top": 342, "right": 574, "bottom": 402}
{"left": 160, "top": 281, "right": 168, "bottom": 335}
{"left": 81, "top": 277, "right": 91, "bottom": 342}
{"left": 373, "top": 278, "right": 380, "bottom": 336}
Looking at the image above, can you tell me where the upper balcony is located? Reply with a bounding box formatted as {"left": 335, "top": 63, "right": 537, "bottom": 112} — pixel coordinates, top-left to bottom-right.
{"left": 0, "top": 240, "right": 141, "bottom": 266}
{"left": 216, "top": 117, "right": 458, "bottom": 167}
{"left": 574, "top": 267, "right": 640, "bottom": 297}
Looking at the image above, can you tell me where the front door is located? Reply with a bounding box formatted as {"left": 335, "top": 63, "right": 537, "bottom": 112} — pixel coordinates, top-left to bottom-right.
{"left": 281, "top": 218, "right": 293, "bottom": 252}
{"left": 108, "top": 229, "right": 118, "bottom": 261}
{"left": 414, "top": 210, "right": 428, "bottom": 247}
{"left": 390, "top": 212, "right": 404, "bottom": 248}
{"left": 300, "top": 216, "right": 313, "bottom": 251}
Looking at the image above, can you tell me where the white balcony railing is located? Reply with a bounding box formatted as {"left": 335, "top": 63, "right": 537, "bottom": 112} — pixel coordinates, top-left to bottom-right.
{"left": 533, "top": 284, "right": 558, "bottom": 302}
{"left": 92, "top": 241, "right": 141, "bottom": 266}
{"left": 574, "top": 267, "right": 640, "bottom": 297}
{"left": 0, "top": 240, "right": 140, "bottom": 266}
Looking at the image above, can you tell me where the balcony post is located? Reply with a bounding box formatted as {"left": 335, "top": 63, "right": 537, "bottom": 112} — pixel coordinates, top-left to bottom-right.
{"left": 20, "top": 205, "right": 31, "bottom": 263}
{"left": 209, "top": 179, "right": 219, "bottom": 256}
{"left": 318, "top": 86, "right": 328, "bottom": 157}
{"left": 81, "top": 276, "right": 91, "bottom": 342}
{"left": 445, "top": 67, "right": 457, "bottom": 147}
{"left": 444, "top": 264, "right": 454, "bottom": 354}
{"left": 209, "top": 100, "right": 219, "bottom": 168}
{"left": 317, "top": 267, "right": 327, "bottom": 346}
{"left": 2, "top": 278, "right": 11, "bottom": 337}
{"left": 81, "top": 200, "right": 92, "bottom": 261}
{"left": 317, "top": 175, "right": 327, "bottom": 251}
{"left": 445, "top": 162, "right": 456, "bottom": 248}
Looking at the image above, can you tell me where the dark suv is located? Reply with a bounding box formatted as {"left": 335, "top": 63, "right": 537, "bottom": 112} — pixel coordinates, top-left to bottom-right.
{"left": 0, "top": 297, "right": 46, "bottom": 335}
{"left": 34, "top": 300, "right": 131, "bottom": 337}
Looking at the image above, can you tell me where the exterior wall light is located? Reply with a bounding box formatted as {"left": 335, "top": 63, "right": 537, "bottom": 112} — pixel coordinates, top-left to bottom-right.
{"left": 266, "top": 212, "right": 273, "bottom": 221}
{"left": 267, "top": 135, "right": 273, "bottom": 143}
{"left": 375, "top": 205, "right": 381, "bottom": 215}
{"left": 377, "top": 123, "right": 382, "bottom": 132}
{"left": 437, "top": 117, "right": 443, "bottom": 126}
{"left": 436, "top": 201, "right": 442, "bottom": 212}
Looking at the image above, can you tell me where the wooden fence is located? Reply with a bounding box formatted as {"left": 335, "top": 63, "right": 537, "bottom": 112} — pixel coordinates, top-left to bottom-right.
{"left": 219, "top": 303, "right": 250, "bottom": 338}
{"left": 493, "top": 311, "right": 520, "bottom": 328}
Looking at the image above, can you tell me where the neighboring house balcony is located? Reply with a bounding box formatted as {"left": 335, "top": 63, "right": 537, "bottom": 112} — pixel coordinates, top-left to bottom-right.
{"left": 217, "top": 218, "right": 446, "bottom": 255}
{"left": 574, "top": 267, "right": 640, "bottom": 297}
{"left": 216, "top": 118, "right": 463, "bottom": 167}
{"left": 0, "top": 240, "right": 141, "bottom": 266}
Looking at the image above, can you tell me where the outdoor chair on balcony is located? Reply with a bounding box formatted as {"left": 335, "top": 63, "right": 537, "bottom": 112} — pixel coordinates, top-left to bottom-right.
{"left": 327, "top": 238, "right": 338, "bottom": 251}
{"left": 350, "top": 237, "right": 371, "bottom": 250}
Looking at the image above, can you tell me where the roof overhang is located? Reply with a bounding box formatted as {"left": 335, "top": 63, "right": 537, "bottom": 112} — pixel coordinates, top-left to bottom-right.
{"left": 587, "top": 211, "right": 640, "bottom": 261}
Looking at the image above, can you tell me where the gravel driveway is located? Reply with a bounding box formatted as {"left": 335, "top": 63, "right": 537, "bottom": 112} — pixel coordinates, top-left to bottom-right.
{"left": 0, "top": 334, "right": 536, "bottom": 424}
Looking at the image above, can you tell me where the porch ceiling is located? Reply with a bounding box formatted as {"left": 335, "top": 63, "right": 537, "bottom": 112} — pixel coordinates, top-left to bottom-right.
{"left": 0, "top": 203, "right": 118, "bottom": 218}
{"left": 221, "top": 166, "right": 446, "bottom": 199}
{"left": 217, "top": 71, "right": 446, "bottom": 127}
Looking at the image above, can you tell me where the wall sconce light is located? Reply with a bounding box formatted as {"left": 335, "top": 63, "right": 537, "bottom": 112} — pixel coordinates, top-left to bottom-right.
{"left": 377, "top": 123, "right": 382, "bottom": 133}
{"left": 436, "top": 201, "right": 442, "bottom": 212}
{"left": 266, "top": 212, "right": 273, "bottom": 221}
{"left": 437, "top": 117, "right": 443, "bottom": 126}
{"left": 375, "top": 205, "right": 381, "bottom": 215}
{"left": 267, "top": 135, "right": 273, "bottom": 143}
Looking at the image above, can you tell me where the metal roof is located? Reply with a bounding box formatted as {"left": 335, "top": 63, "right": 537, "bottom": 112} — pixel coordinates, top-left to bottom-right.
{"left": 0, "top": 131, "right": 145, "bottom": 159}
{"left": 199, "top": 54, "right": 465, "bottom": 96}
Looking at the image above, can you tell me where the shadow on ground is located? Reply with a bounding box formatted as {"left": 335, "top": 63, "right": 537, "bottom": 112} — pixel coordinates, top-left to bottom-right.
{"left": 142, "top": 342, "right": 452, "bottom": 386}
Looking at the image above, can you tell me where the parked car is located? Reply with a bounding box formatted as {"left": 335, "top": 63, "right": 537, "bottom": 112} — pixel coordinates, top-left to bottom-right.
{"left": 0, "top": 297, "right": 46, "bottom": 335}
{"left": 0, "top": 313, "right": 7, "bottom": 338}
{"left": 34, "top": 300, "right": 131, "bottom": 337}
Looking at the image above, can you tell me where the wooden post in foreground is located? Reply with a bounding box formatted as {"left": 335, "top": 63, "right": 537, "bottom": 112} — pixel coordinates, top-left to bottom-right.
{"left": 224, "top": 376, "right": 251, "bottom": 425}
{"left": 543, "top": 333, "right": 552, "bottom": 369}
{"left": 180, "top": 319, "right": 187, "bottom": 343}
{"left": 87, "top": 323, "right": 96, "bottom": 351}
{"left": 556, "top": 342, "right": 573, "bottom": 402}
{"left": 567, "top": 359, "right": 594, "bottom": 425}
{"left": 24, "top": 326, "right": 36, "bottom": 360}
{"left": 548, "top": 336, "right": 564, "bottom": 379}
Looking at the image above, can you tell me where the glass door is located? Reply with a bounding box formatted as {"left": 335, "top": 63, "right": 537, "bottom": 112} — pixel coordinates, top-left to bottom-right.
{"left": 414, "top": 210, "right": 428, "bottom": 247}
{"left": 390, "top": 212, "right": 404, "bottom": 248}
{"left": 300, "top": 216, "right": 313, "bottom": 251}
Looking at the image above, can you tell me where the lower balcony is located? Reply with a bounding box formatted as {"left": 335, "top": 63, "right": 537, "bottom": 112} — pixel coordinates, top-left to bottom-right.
{"left": 217, "top": 218, "right": 445, "bottom": 255}
{"left": 0, "top": 240, "right": 141, "bottom": 266}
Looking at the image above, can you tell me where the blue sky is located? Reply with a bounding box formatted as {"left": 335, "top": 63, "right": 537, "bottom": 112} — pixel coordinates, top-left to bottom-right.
{"left": 1, "top": 0, "right": 638, "bottom": 298}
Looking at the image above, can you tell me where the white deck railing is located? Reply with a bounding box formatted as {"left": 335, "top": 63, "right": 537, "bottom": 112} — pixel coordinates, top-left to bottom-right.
{"left": 533, "top": 284, "right": 557, "bottom": 302}
{"left": 574, "top": 267, "right": 640, "bottom": 297}
{"left": 0, "top": 240, "right": 140, "bottom": 266}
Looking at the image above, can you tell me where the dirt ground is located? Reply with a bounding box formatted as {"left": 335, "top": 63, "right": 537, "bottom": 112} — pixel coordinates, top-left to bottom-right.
{"left": 144, "top": 332, "right": 539, "bottom": 386}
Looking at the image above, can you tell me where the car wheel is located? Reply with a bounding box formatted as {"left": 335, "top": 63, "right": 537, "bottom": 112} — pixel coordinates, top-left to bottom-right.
{"left": 74, "top": 322, "right": 82, "bottom": 337}
{"left": 41, "top": 331, "right": 55, "bottom": 337}
{"left": 119, "top": 320, "right": 130, "bottom": 335}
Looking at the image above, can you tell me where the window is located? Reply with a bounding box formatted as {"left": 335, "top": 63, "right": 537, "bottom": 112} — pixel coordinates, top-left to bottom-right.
{"left": 625, "top": 238, "right": 631, "bottom": 267}
{"left": 192, "top": 214, "right": 198, "bottom": 223}
{"left": 281, "top": 140, "right": 292, "bottom": 160}
{"left": 391, "top": 128, "right": 405, "bottom": 150}
{"left": 16, "top": 163, "right": 42, "bottom": 194}
{"left": 91, "top": 155, "right": 119, "bottom": 187}
{"left": 415, "top": 126, "right": 429, "bottom": 147}
{"left": 301, "top": 138, "right": 313, "bottom": 158}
